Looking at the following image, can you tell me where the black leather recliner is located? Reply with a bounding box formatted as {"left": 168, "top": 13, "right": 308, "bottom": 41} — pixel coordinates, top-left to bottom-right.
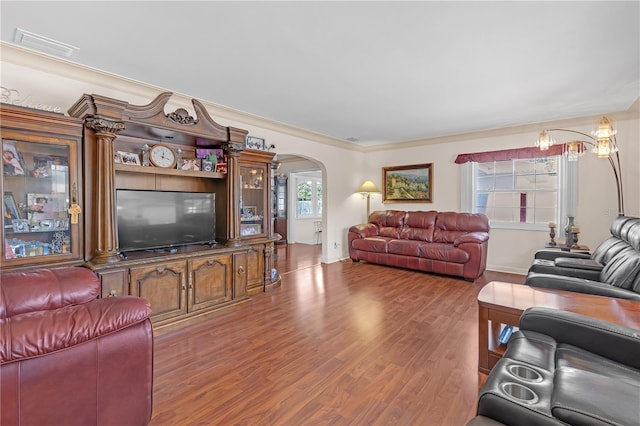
{"left": 525, "top": 216, "right": 640, "bottom": 301}
{"left": 473, "top": 307, "right": 640, "bottom": 425}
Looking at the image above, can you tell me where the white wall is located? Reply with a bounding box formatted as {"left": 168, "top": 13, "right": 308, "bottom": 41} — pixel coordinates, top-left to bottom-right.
{"left": 2, "top": 44, "right": 638, "bottom": 272}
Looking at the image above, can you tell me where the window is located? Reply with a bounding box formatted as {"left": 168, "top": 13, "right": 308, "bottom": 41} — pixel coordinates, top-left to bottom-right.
{"left": 461, "top": 154, "right": 577, "bottom": 230}
{"left": 296, "top": 175, "right": 322, "bottom": 218}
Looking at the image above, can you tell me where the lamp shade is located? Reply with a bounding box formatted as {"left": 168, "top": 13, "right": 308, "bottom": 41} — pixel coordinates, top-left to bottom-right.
{"left": 357, "top": 180, "right": 381, "bottom": 193}
{"left": 536, "top": 131, "right": 553, "bottom": 150}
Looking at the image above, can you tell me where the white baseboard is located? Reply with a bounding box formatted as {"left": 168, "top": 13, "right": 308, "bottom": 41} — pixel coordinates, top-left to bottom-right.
{"left": 486, "top": 264, "right": 528, "bottom": 276}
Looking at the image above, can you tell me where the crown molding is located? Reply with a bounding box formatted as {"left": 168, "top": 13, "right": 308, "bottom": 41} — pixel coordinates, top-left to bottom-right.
{"left": 364, "top": 97, "right": 640, "bottom": 152}
{"left": 1, "top": 42, "right": 362, "bottom": 152}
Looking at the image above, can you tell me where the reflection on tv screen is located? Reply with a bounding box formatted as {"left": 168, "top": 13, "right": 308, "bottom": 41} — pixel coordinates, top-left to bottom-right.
{"left": 116, "top": 190, "right": 215, "bottom": 252}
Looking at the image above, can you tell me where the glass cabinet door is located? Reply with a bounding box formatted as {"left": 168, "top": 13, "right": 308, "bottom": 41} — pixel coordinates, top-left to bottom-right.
{"left": 240, "top": 164, "right": 266, "bottom": 238}
{"left": 2, "top": 137, "right": 79, "bottom": 264}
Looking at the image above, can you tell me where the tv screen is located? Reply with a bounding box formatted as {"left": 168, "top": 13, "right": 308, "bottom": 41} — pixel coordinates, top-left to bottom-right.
{"left": 116, "top": 190, "right": 216, "bottom": 252}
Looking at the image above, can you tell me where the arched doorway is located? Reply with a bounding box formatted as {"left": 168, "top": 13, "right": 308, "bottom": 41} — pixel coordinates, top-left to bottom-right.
{"left": 273, "top": 154, "right": 326, "bottom": 262}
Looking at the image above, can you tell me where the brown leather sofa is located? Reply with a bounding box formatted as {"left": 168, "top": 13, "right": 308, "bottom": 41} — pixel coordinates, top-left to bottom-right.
{"left": 0, "top": 267, "right": 153, "bottom": 426}
{"left": 348, "top": 210, "right": 490, "bottom": 280}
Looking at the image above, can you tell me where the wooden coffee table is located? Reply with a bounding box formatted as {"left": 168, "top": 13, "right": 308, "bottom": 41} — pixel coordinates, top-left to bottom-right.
{"left": 478, "top": 281, "right": 640, "bottom": 374}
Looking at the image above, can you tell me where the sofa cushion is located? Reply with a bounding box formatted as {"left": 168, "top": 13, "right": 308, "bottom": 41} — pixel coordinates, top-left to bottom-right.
{"left": 419, "top": 243, "right": 470, "bottom": 263}
{"left": 434, "top": 212, "right": 490, "bottom": 243}
{"left": 556, "top": 344, "right": 640, "bottom": 385}
{"left": 552, "top": 366, "right": 640, "bottom": 426}
{"left": 388, "top": 239, "right": 422, "bottom": 256}
{"left": 0, "top": 268, "right": 100, "bottom": 319}
{"left": 399, "top": 210, "right": 437, "bottom": 242}
{"left": 369, "top": 210, "right": 405, "bottom": 239}
{"left": 600, "top": 247, "right": 640, "bottom": 289}
{"left": 352, "top": 237, "right": 390, "bottom": 253}
{"left": 369, "top": 210, "right": 405, "bottom": 228}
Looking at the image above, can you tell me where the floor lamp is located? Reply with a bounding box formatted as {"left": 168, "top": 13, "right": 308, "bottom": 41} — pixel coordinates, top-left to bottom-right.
{"left": 536, "top": 116, "right": 625, "bottom": 216}
{"left": 357, "top": 180, "right": 381, "bottom": 219}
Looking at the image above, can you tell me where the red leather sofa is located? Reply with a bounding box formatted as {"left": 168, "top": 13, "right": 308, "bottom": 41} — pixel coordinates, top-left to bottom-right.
{"left": 348, "top": 210, "right": 490, "bottom": 280}
{"left": 0, "top": 267, "right": 153, "bottom": 426}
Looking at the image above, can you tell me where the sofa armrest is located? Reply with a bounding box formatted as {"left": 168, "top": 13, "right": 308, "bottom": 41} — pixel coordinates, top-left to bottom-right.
{"left": 0, "top": 267, "right": 100, "bottom": 318}
{"left": 519, "top": 307, "right": 640, "bottom": 370}
{"left": 554, "top": 257, "right": 603, "bottom": 271}
{"left": 0, "top": 296, "right": 151, "bottom": 364}
{"left": 534, "top": 249, "right": 591, "bottom": 261}
{"left": 527, "top": 261, "right": 602, "bottom": 281}
{"left": 454, "top": 232, "right": 489, "bottom": 246}
{"left": 525, "top": 272, "right": 640, "bottom": 301}
{"left": 348, "top": 223, "right": 379, "bottom": 238}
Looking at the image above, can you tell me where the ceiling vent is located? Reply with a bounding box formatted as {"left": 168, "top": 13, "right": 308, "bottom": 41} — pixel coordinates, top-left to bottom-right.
{"left": 13, "top": 28, "right": 79, "bottom": 58}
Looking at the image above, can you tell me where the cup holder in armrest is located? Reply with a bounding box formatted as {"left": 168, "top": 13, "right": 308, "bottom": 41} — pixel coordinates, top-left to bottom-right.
{"left": 508, "top": 364, "right": 543, "bottom": 383}
{"left": 501, "top": 382, "right": 539, "bottom": 404}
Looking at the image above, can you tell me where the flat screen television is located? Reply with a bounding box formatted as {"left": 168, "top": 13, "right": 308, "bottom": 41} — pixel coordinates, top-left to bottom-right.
{"left": 116, "top": 189, "right": 216, "bottom": 252}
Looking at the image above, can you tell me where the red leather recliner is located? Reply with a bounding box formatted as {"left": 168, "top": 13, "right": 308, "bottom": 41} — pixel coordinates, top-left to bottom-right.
{"left": 0, "top": 267, "right": 153, "bottom": 426}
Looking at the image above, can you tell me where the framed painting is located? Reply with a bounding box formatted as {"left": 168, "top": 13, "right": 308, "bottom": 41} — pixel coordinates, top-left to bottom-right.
{"left": 382, "top": 163, "right": 433, "bottom": 203}
{"left": 246, "top": 136, "right": 265, "bottom": 150}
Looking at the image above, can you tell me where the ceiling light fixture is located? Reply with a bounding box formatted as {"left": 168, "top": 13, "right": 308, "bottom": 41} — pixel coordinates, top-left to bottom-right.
{"left": 536, "top": 116, "right": 624, "bottom": 216}
{"left": 13, "top": 28, "right": 79, "bottom": 58}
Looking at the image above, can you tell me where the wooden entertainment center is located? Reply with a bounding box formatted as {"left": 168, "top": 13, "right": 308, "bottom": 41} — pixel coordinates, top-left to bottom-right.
{"left": 1, "top": 93, "right": 280, "bottom": 328}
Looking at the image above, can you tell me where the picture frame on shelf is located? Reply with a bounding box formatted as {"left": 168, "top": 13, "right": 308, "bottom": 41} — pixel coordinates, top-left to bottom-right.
{"left": 195, "top": 148, "right": 224, "bottom": 164}
{"left": 201, "top": 159, "right": 214, "bottom": 172}
{"left": 27, "top": 193, "right": 66, "bottom": 221}
{"left": 31, "top": 154, "right": 68, "bottom": 178}
{"left": 246, "top": 136, "right": 265, "bottom": 150}
{"left": 53, "top": 218, "right": 69, "bottom": 230}
{"left": 215, "top": 163, "right": 227, "bottom": 174}
{"left": 3, "top": 192, "right": 21, "bottom": 221}
{"left": 179, "top": 158, "right": 201, "bottom": 171}
{"left": 11, "top": 219, "right": 29, "bottom": 233}
{"left": 117, "top": 151, "right": 141, "bottom": 166}
{"left": 241, "top": 223, "right": 262, "bottom": 236}
{"left": 382, "top": 163, "right": 433, "bottom": 203}
{"left": 242, "top": 206, "right": 257, "bottom": 219}
{"left": 2, "top": 142, "right": 27, "bottom": 176}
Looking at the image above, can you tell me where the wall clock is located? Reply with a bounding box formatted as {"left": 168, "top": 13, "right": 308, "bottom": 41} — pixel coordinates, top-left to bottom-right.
{"left": 149, "top": 144, "right": 177, "bottom": 168}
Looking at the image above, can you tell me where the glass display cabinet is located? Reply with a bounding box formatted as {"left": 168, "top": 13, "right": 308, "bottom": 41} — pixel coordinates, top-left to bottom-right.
{"left": 1, "top": 105, "right": 84, "bottom": 269}
{"left": 239, "top": 162, "right": 267, "bottom": 238}
{"left": 274, "top": 175, "right": 287, "bottom": 244}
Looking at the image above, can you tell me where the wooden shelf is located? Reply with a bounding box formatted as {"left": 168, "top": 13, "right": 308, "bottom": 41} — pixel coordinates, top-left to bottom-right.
{"left": 115, "top": 163, "right": 225, "bottom": 179}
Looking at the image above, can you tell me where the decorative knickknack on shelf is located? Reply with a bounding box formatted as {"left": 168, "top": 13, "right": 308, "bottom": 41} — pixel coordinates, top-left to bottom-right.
{"left": 548, "top": 222, "right": 557, "bottom": 246}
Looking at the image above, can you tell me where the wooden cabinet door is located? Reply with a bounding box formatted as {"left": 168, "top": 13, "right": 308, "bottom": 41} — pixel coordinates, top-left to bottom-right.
{"left": 188, "top": 254, "right": 233, "bottom": 312}
{"left": 246, "top": 244, "right": 265, "bottom": 295}
{"left": 233, "top": 252, "right": 248, "bottom": 300}
{"left": 130, "top": 260, "right": 187, "bottom": 322}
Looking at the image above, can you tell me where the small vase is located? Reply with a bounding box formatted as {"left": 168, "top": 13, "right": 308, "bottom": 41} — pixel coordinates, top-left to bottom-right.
{"left": 564, "top": 216, "right": 575, "bottom": 247}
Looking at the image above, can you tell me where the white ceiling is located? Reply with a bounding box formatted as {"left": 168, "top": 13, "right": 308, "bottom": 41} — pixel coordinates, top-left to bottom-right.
{"left": 1, "top": 1, "right": 639, "bottom": 147}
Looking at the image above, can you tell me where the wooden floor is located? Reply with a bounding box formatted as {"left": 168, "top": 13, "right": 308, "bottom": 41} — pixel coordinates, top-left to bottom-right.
{"left": 150, "top": 244, "right": 524, "bottom": 425}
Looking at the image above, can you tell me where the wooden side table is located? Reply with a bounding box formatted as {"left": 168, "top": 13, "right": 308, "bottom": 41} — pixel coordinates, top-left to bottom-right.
{"left": 477, "top": 281, "right": 640, "bottom": 374}
{"left": 543, "top": 243, "right": 590, "bottom": 253}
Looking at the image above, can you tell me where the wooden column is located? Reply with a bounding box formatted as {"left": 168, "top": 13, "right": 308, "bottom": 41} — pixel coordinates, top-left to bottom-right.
{"left": 85, "top": 116, "right": 124, "bottom": 264}
{"left": 224, "top": 141, "right": 245, "bottom": 247}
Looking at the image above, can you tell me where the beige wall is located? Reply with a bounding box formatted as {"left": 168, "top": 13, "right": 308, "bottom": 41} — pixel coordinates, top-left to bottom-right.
{"left": 2, "top": 44, "right": 638, "bottom": 272}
